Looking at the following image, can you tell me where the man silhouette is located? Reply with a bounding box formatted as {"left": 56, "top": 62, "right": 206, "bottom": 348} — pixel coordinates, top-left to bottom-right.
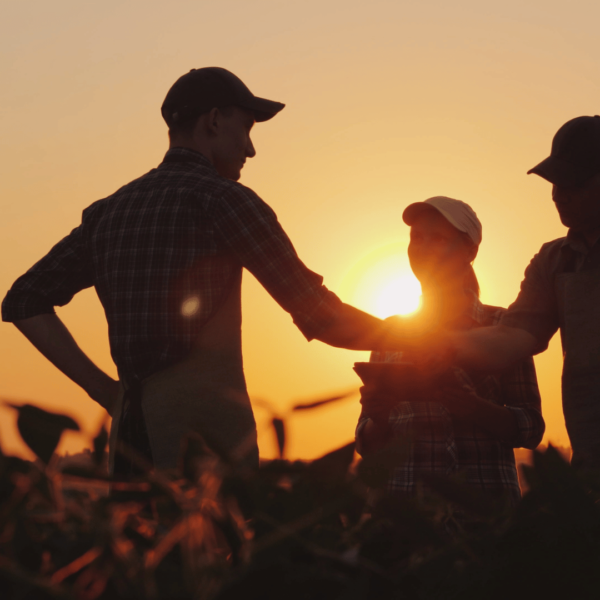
{"left": 429, "top": 116, "right": 600, "bottom": 469}
{"left": 2, "top": 67, "right": 389, "bottom": 476}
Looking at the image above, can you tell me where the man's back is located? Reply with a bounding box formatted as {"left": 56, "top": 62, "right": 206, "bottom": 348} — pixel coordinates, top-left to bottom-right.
{"left": 84, "top": 148, "right": 244, "bottom": 383}
{"left": 4, "top": 148, "right": 241, "bottom": 384}
{"left": 3, "top": 146, "right": 345, "bottom": 388}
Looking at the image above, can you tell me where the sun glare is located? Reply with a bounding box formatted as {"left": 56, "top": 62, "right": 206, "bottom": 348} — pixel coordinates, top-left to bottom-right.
{"left": 375, "top": 275, "right": 422, "bottom": 318}
{"left": 339, "top": 242, "right": 422, "bottom": 319}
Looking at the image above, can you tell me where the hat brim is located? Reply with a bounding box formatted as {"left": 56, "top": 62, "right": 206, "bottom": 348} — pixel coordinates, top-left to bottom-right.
{"left": 402, "top": 202, "right": 438, "bottom": 226}
{"left": 527, "top": 155, "right": 596, "bottom": 188}
{"left": 239, "top": 96, "right": 285, "bottom": 122}
{"left": 402, "top": 202, "right": 471, "bottom": 239}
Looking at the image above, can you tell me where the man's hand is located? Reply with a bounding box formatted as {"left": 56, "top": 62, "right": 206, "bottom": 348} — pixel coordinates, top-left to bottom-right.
{"left": 433, "top": 375, "right": 518, "bottom": 440}
{"left": 380, "top": 321, "right": 538, "bottom": 373}
{"left": 14, "top": 314, "right": 119, "bottom": 415}
{"left": 409, "top": 332, "right": 458, "bottom": 377}
{"left": 449, "top": 325, "right": 538, "bottom": 372}
{"left": 88, "top": 378, "right": 121, "bottom": 416}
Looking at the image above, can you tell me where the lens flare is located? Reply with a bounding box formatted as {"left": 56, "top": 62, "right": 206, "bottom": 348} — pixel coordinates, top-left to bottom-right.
{"left": 181, "top": 295, "right": 201, "bottom": 317}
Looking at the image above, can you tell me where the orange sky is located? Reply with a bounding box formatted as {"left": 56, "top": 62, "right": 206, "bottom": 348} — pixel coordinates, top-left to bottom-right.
{"left": 1, "top": 0, "right": 599, "bottom": 461}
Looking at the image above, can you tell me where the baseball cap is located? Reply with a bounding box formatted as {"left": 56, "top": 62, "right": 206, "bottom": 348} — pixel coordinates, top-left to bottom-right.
{"left": 527, "top": 116, "right": 600, "bottom": 188}
{"left": 402, "top": 196, "right": 482, "bottom": 246}
{"left": 161, "top": 67, "right": 285, "bottom": 127}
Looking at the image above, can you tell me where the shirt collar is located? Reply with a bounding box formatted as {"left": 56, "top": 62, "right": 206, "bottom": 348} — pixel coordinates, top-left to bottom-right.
{"left": 560, "top": 229, "right": 600, "bottom": 256}
{"left": 161, "top": 147, "right": 216, "bottom": 172}
{"left": 561, "top": 230, "right": 584, "bottom": 252}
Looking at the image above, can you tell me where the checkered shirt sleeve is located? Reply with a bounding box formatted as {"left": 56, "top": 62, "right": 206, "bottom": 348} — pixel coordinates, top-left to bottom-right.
{"left": 212, "top": 183, "right": 342, "bottom": 340}
{"left": 1, "top": 225, "right": 93, "bottom": 319}
{"left": 497, "top": 344, "right": 545, "bottom": 450}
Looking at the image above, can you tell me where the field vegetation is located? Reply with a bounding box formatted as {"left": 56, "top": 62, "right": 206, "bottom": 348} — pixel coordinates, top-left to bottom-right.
{"left": 1, "top": 397, "right": 599, "bottom": 599}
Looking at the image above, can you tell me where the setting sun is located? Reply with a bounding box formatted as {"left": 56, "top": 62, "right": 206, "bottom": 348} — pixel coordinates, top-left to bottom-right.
{"left": 375, "top": 274, "right": 422, "bottom": 318}
{"left": 339, "top": 241, "right": 422, "bottom": 319}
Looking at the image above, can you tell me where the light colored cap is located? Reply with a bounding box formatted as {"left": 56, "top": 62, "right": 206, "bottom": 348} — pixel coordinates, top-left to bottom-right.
{"left": 402, "top": 196, "right": 482, "bottom": 246}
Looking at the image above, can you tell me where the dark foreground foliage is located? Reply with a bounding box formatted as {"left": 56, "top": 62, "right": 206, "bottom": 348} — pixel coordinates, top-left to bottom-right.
{"left": 2, "top": 403, "right": 600, "bottom": 599}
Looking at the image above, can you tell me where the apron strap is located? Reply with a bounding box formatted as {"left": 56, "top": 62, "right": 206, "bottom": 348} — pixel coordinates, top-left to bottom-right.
{"left": 113, "top": 379, "right": 154, "bottom": 481}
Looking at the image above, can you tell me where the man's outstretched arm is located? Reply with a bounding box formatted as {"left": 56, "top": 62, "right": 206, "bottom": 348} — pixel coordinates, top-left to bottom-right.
{"left": 312, "top": 303, "right": 389, "bottom": 351}
{"left": 13, "top": 314, "right": 120, "bottom": 414}
{"left": 316, "top": 303, "right": 540, "bottom": 368}
{"left": 449, "top": 324, "right": 539, "bottom": 372}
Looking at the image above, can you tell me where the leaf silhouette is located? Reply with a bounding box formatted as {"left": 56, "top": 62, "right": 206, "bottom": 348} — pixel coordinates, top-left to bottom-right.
{"left": 272, "top": 417, "right": 285, "bottom": 458}
{"left": 292, "top": 389, "right": 355, "bottom": 411}
{"left": 250, "top": 397, "right": 276, "bottom": 414}
{"left": 10, "top": 404, "right": 79, "bottom": 464}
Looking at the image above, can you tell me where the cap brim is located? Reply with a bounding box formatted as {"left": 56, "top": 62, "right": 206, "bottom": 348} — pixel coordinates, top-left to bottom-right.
{"left": 527, "top": 155, "right": 596, "bottom": 188}
{"left": 402, "top": 202, "right": 439, "bottom": 226}
{"left": 240, "top": 96, "right": 285, "bottom": 122}
{"left": 402, "top": 202, "right": 472, "bottom": 239}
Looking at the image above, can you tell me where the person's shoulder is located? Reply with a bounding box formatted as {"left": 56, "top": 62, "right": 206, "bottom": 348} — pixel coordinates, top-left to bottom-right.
{"left": 217, "top": 178, "right": 262, "bottom": 201}
{"left": 213, "top": 178, "right": 275, "bottom": 216}
{"left": 80, "top": 174, "right": 151, "bottom": 216}
{"left": 78, "top": 166, "right": 164, "bottom": 222}
{"left": 539, "top": 236, "right": 567, "bottom": 250}
{"left": 81, "top": 197, "right": 110, "bottom": 221}
{"left": 518, "top": 236, "right": 568, "bottom": 281}
{"left": 533, "top": 236, "right": 567, "bottom": 261}
{"left": 85, "top": 167, "right": 160, "bottom": 205}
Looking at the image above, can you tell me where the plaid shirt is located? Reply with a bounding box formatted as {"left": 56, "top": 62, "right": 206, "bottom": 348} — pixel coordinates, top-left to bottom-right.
{"left": 2, "top": 148, "right": 342, "bottom": 385}
{"left": 356, "top": 299, "right": 545, "bottom": 506}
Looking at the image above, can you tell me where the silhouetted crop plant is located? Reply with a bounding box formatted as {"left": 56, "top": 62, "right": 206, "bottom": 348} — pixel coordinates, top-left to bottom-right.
{"left": 252, "top": 388, "right": 356, "bottom": 458}
{"left": 1, "top": 399, "right": 600, "bottom": 599}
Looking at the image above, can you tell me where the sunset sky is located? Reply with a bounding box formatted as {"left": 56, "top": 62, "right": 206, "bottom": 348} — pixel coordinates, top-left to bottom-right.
{"left": 2, "top": 0, "right": 599, "bottom": 460}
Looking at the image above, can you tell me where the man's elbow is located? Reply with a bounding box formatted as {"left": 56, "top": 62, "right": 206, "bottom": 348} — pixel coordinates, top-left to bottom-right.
{"left": 496, "top": 325, "right": 539, "bottom": 365}
{"left": 2, "top": 290, "right": 56, "bottom": 326}
{"left": 455, "top": 325, "right": 538, "bottom": 371}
